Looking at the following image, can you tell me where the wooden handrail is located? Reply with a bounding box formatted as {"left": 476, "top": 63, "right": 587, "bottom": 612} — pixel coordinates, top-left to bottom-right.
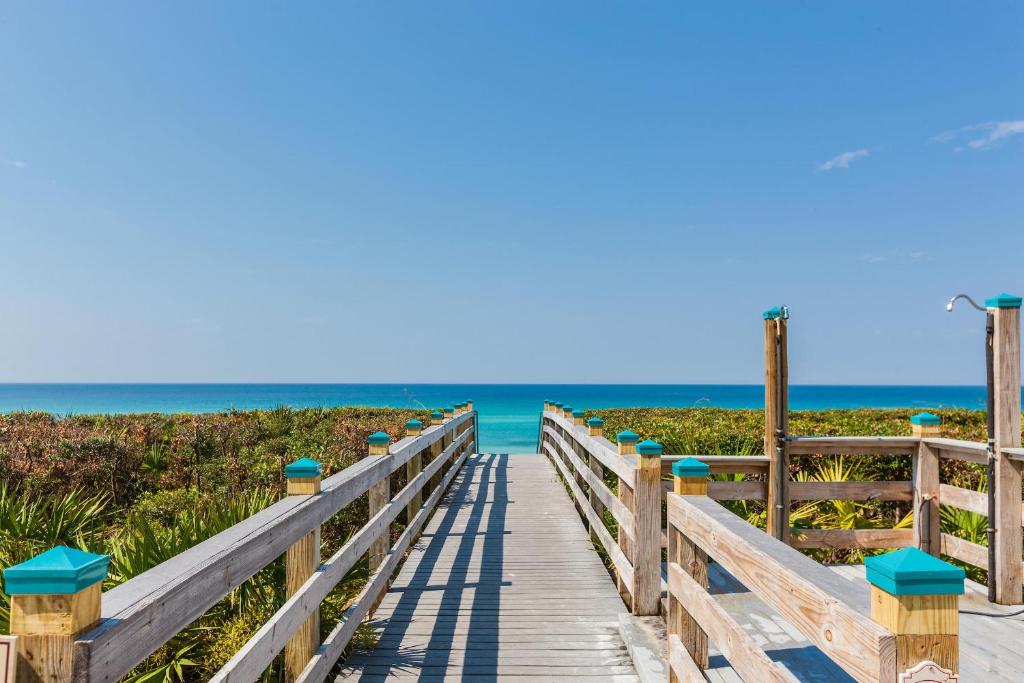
{"left": 72, "top": 412, "right": 475, "bottom": 683}
{"left": 544, "top": 411, "right": 635, "bottom": 483}
{"left": 667, "top": 494, "right": 897, "bottom": 682}
{"left": 786, "top": 436, "right": 919, "bottom": 455}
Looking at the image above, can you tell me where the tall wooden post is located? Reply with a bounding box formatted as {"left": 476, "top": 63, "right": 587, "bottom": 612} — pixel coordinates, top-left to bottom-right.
{"left": 763, "top": 306, "right": 790, "bottom": 543}
{"left": 988, "top": 293, "right": 1022, "bottom": 604}
{"left": 572, "top": 409, "right": 585, "bottom": 427}
{"left": 405, "top": 419, "right": 424, "bottom": 522}
{"left": 615, "top": 429, "right": 638, "bottom": 608}
{"left": 367, "top": 432, "right": 392, "bottom": 570}
{"left": 3, "top": 546, "right": 108, "bottom": 683}
{"left": 562, "top": 404, "right": 573, "bottom": 420}
{"left": 633, "top": 439, "right": 663, "bottom": 616}
{"left": 911, "top": 413, "right": 942, "bottom": 556}
{"left": 428, "top": 411, "right": 444, "bottom": 494}
{"left": 668, "top": 458, "right": 710, "bottom": 677}
{"left": 430, "top": 410, "right": 443, "bottom": 427}
{"left": 866, "top": 547, "right": 964, "bottom": 677}
{"left": 283, "top": 457, "right": 322, "bottom": 681}
{"left": 587, "top": 417, "right": 607, "bottom": 547}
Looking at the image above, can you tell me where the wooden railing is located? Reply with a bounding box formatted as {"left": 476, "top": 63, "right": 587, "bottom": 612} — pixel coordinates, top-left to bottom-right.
{"left": 5, "top": 408, "right": 476, "bottom": 682}
{"left": 665, "top": 489, "right": 902, "bottom": 682}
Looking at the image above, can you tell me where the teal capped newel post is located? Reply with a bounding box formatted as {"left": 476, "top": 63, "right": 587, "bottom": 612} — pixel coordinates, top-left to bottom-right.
{"left": 367, "top": 432, "right": 392, "bottom": 570}
{"left": 866, "top": 547, "right": 964, "bottom": 676}
{"left": 987, "top": 293, "right": 1022, "bottom": 604}
{"left": 283, "top": 456, "right": 323, "bottom": 680}
{"left": 763, "top": 305, "right": 790, "bottom": 543}
{"left": 3, "top": 545, "right": 109, "bottom": 681}
{"left": 615, "top": 430, "right": 638, "bottom": 607}
{"left": 406, "top": 419, "right": 424, "bottom": 523}
{"left": 633, "top": 439, "right": 663, "bottom": 616}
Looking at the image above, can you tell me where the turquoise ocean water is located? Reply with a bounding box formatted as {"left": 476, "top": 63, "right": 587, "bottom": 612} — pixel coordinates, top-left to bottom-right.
{"left": 0, "top": 384, "right": 1001, "bottom": 452}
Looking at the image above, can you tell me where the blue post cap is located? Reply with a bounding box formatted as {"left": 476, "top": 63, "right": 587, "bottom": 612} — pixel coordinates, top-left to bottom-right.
{"left": 367, "top": 431, "right": 391, "bottom": 445}
{"left": 406, "top": 418, "right": 423, "bottom": 429}
{"left": 572, "top": 409, "right": 585, "bottom": 418}
{"left": 616, "top": 430, "right": 639, "bottom": 443}
{"left": 986, "top": 293, "right": 1022, "bottom": 309}
{"left": 865, "top": 547, "right": 965, "bottom": 596}
{"left": 672, "top": 456, "right": 710, "bottom": 478}
{"left": 562, "top": 405, "right": 573, "bottom": 412}
{"left": 637, "top": 439, "right": 663, "bottom": 455}
{"left": 763, "top": 306, "right": 789, "bottom": 320}
{"left": 430, "top": 410, "right": 443, "bottom": 419}
{"left": 587, "top": 417, "right": 605, "bottom": 427}
{"left": 3, "top": 546, "right": 109, "bottom": 595}
{"left": 443, "top": 407, "right": 454, "bottom": 414}
{"left": 554, "top": 402, "right": 563, "bottom": 408}
{"left": 910, "top": 412, "right": 941, "bottom": 426}
{"left": 284, "top": 457, "right": 323, "bottom": 478}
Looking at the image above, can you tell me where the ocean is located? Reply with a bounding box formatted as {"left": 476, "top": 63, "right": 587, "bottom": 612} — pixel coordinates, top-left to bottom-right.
{"left": 0, "top": 383, "right": 997, "bottom": 452}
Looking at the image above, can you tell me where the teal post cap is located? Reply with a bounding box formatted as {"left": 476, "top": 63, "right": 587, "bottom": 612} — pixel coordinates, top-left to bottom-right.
{"left": 3, "top": 546, "right": 109, "bottom": 595}
{"left": 865, "top": 547, "right": 965, "bottom": 596}
{"left": 554, "top": 402, "right": 563, "bottom": 408}
{"left": 284, "top": 457, "right": 323, "bottom": 478}
{"left": 587, "top": 417, "right": 605, "bottom": 427}
{"left": 443, "top": 407, "right": 454, "bottom": 414}
{"left": 637, "top": 439, "right": 663, "bottom": 455}
{"left": 986, "top": 293, "right": 1022, "bottom": 309}
{"left": 406, "top": 418, "right": 423, "bottom": 429}
{"left": 430, "top": 410, "right": 443, "bottom": 419}
{"left": 562, "top": 405, "right": 573, "bottom": 412}
{"left": 763, "top": 306, "right": 789, "bottom": 320}
{"left": 910, "top": 412, "right": 941, "bottom": 425}
{"left": 672, "top": 456, "right": 710, "bottom": 478}
{"left": 616, "top": 430, "right": 639, "bottom": 443}
{"left": 572, "top": 409, "right": 585, "bottom": 417}
{"left": 367, "top": 431, "right": 391, "bottom": 445}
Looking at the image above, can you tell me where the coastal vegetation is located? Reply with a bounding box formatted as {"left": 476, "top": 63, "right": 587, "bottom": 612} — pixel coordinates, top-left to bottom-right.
{"left": 0, "top": 407, "right": 429, "bottom": 681}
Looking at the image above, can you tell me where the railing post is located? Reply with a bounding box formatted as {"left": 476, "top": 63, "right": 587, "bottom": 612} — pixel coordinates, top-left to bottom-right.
{"left": 633, "top": 439, "right": 662, "bottom": 616}
{"left": 910, "top": 413, "right": 941, "bottom": 556}
{"left": 866, "top": 547, "right": 964, "bottom": 677}
{"left": 427, "top": 411, "right": 444, "bottom": 493}
{"left": 668, "top": 458, "right": 711, "bottom": 677}
{"left": 988, "top": 293, "right": 1022, "bottom": 604}
{"left": 283, "top": 457, "right": 322, "bottom": 681}
{"left": 763, "top": 306, "right": 790, "bottom": 543}
{"left": 615, "top": 429, "right": 638, "bottom": 608}
{"left": 3, "top": 546, "right": 108, "bottom": 683}
{"left": 367, "top": 432, "right": 392, "bottom": 570}
{"left": 586, "top": 417, "right": 607, "bottom": 547}
{"left": 405, "top": 419, "right": 423, "bottom": 522}
{"left": 562, "top": 404, "right": 573, "bottom": 421}
{"left": 587, "top": 416, "right": 604, "bottom": 438}
{"left": 572, "top": 409, "right": 585, "bottom": 427}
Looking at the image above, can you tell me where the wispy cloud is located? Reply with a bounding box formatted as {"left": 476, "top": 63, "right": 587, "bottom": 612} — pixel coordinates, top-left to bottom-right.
{"left": 4, "top": 159, "right": 27, "bottom": 169}
{"left": 817, "top": 148, "right": 870, "bottom": 172}
{"left": 931, "top": 120, "right": 1024, "bottom": 151}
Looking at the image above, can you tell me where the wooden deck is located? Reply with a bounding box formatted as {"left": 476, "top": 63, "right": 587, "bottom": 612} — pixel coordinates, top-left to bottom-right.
{"left": 691, "top": 562, "right": 1024, "bottom": 682}
{"left": 341, "top": 452, "right": 641, "bottom": 682}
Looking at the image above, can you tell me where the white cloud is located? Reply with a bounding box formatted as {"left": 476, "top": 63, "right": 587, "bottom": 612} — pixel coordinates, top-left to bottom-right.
{"left": 4, "top": 159, "right": 27, "bottom": 168}
{"left": 817, "top": 148, "right": 870, "bottom": 172}
{"left": 931, "top": 120, "right": 1024, "bottom": 151}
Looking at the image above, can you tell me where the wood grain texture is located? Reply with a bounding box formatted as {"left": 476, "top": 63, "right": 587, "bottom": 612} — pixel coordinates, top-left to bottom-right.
{"left": 940, "top": 533, "right": 989, "bottom": 570}
{"left": 667, "top": 634, "right": 706, "bottom": 683}
{"left": 631, "top": 450, "right": 661, "bottom": 616}
{"left": 668, "top": 563, "right": 799, "bottom": 683}
{"left": 939, "top": 484, "right": 987, "bottom": 516}
{"left": 786, "top": 436, "right": 918, "bottom": 456}
{"left": 283, "top": 529, "right": 320, "bottom": 682}
{"left": 789, "top": 528, "right": 913, "bottom": 550}
{"left": 913, "top": 442, "right": 941, "bottom": 555}
{"left": 11, "top": 585, "right": 100, "bottom": 637}
{"left": 789, "top": 480, "right": 914, "bottom": 502}
{"left": 992, "top": 306, "right": 1022, "bottom": 604}
{"left": 667, "top": 494, "right": 897, "bottom": 682}
{"left": 925, "top": 438, "right": 988, "bottom": 464}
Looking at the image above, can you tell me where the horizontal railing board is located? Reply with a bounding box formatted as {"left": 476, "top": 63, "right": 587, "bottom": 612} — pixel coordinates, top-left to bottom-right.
{"left": 924, "top": 438, "right": 987, "bottom": 464}
{"left": 667, "top": 633, "right": 705, "bottom": 683}
{"left": 73, "top": 413, "right": 473, "bottom": 683}
{"left": 660, "top": 455, "right": 770, "bottom": 476}
{"left": 789, "top": 481, "right": 913, "bottom": 502}
{"left": 667, "top": 562, "right": 799, "bottom": 683}
{"left": 941, "top": 533, "right": 988, "bottom": 570}
{"left": 788, "top": 528, "right": 913, "bottom": 550}
{"left": 667, "top": 494, "right": 896, "bottom": 683}
{"left": 543, "top": 412, "right": 635, "bottom": 484}
{"left": 295, "top": 443, "right": 473, "bottom": 683}
{"left": 544, "top": 426, "right": 635, "bottom": 535}
{"left": 1001, "top": 446, "right": 1024, "bottom": 462}
{"left": 786, "top": 436, "right": 918, "bottom": 456}
{"left": 210, "top": 428, "right": 472, "bottom": 681}
{"left": 542, "top": 441, "right": 634, "bottom": 590}
{"left": 660, "top": 479, "right": 767, "bottom": 501}
{"left": 939, "top": 483, "right": 987, "bottom": 516}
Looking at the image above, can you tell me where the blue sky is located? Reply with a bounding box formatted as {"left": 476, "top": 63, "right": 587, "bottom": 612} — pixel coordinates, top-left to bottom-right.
{"left": 1, "top": 2, "right": 1021, "bottom": 384}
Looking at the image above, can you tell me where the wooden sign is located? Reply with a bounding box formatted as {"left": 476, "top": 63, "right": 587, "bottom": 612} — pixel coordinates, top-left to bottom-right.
{"left": 898, "top": 661, "right": 958, "bottom": 683}
{"left": 0, "top": 636, "right": 16, "bottom": 683}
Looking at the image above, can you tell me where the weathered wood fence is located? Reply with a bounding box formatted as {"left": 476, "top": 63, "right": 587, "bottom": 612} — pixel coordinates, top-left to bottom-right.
{"left": 4, "top": 406, "right": 478, "bottom": 683}
{"left": 540, "top": 292, "right": 1023, "bottom": 681}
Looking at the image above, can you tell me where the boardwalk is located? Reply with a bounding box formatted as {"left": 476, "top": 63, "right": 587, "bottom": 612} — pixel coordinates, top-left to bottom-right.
{"left": 341, "top": 452, "right": 640, "bottom": 682}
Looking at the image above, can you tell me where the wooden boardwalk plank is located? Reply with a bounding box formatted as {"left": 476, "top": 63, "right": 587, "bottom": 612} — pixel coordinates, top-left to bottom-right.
{"left": 339, "top": 453, "right": 639, "bottom": 682}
